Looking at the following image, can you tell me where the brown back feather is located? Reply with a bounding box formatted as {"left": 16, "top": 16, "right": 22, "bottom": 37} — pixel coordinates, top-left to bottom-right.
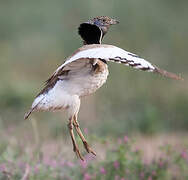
{"left": 36, "top": 69, "right": 69, "bottom": 97}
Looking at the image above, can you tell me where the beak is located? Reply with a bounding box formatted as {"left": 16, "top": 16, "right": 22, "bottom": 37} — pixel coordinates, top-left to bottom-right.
{"left": 110, "top": 18, "right": 119, "bottom": 25}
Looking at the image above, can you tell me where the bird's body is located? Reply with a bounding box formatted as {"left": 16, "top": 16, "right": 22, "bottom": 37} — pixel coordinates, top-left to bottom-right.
{"left": 25, "top": 16, "right": 182, "bottom": 160}
{"left": 25, "top": 43, "right": 162, "bottom": 118}
{"left": 26, "top": 45, "right": 109, "bottom": 117}
{"left": 31, "top": 58, "right": 108, "bottom": 114}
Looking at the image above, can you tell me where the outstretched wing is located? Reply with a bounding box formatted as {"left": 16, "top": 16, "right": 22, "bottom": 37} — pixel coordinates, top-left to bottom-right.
{"left": 24, "top": 44, "right": 182, "bottom": 120}
{"left": 54, "top": 44, "right": 182, "bottom": 80}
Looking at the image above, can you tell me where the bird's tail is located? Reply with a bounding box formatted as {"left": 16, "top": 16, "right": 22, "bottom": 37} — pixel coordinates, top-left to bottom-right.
{"left": 24, "top": 108, "right": 34, "bottom": 120}
{"left": 154, "top": 66, "right": 183, "bottom": 81}
{"left": 24, "top": 95, "right": 45, "bottom": 120}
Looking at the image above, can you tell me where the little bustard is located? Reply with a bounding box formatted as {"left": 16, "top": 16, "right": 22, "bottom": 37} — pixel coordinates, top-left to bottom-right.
{"left": 25, "top": 16, "right": 182, "bottom": 160}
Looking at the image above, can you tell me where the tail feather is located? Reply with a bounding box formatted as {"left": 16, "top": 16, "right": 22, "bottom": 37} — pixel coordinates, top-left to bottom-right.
{"left": 154, "top": 66, "right": 183, "bottom": 81}
{"left": 24, "top": 108, "right": 34, "bottom": 120}
{"left": 24, "top": 95, "right": 45, "bottom": 120}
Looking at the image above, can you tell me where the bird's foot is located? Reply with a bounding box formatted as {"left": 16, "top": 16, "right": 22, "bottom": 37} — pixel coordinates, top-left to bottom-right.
{"left": 83, "top": 141, "right": 96, "bottom": 156}
{"left": 73, "top": 145, "right": 84, "bottom": 161}
{"left": 72, "top": 116, "right": 96, "bottom": 158}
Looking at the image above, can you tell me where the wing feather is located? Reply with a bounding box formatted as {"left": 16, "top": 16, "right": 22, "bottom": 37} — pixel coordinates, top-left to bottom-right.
{"left": 54, "top": 44, "right": 182, "bottom": 80}
{"left": 37, "top": 58, "right": 97, "bottom": 96}
{"left": 36, "top": 44, "right": 182, "bottom": 99}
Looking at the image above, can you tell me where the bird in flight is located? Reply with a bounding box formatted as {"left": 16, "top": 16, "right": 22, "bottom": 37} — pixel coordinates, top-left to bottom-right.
{"left": 25, "top": 16, "right": 182, "bottom": 160}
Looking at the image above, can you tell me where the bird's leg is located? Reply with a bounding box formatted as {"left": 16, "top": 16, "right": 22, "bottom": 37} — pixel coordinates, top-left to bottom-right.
{"left": 68, "top": 116, "right": 84, "bottom": 161}
{"left": 73, "top": 115, "right": 96, "bottom": 156}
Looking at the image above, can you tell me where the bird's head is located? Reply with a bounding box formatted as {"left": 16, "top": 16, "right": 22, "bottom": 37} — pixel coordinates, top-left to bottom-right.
{"left": 88, "top": 16, "right": 119, "bottom": 35}
{"left": 78, "top": 16, "right": 119, "bottom": 45}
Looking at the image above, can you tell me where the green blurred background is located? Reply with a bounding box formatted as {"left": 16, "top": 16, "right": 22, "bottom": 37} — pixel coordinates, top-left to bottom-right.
{"left": 0, "top": 0, "right": 188, "bottom": 138}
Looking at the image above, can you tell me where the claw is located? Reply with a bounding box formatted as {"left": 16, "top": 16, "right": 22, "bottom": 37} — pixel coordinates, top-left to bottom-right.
{"left": 83, "top": 141, "right": 96, "bottom": 156}
{"left": 73, "top": 115, "right": 97, "bottom": 156}
{"left": 74, "top": 146, "right": 84, "bottom": 161}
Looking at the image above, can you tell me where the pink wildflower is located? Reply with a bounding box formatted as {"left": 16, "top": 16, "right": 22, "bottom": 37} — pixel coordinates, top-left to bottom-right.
{"left": 80, "top": 159, "right": 88, "bottom": 169}
{"left": 66, "top": 161, "right": 75, "bottom": 167}
{"left": 18, "top": 162, "right": 27, "bottom": 169}
{"left": 100, "top": 167, "right": 106, "bottom": 174}
{"left": 143, "top": 160, "right": 149, "bottom": 165}
{"left": 148, "top": 176, "right": 152, "bottom": 180}
{"left": 140, "top": 171, "right": 145, "bottom": 179}
{"left": 123, "top": 136, "right": 129, "bottom": 144}
{"left": 152, "top": 170, "right": 156, "bottom": 176}
{"left": 181, "top": 150, "right": 188, "bottom": 160}
{"left": 114, "top": 175, "right": 120, "bottom": 180}
{"left": 83, "top": 173, "right": 91, "bottom": 180}
{"left": 115, "top": 176, "right": 125, "bottom": 180}
{"left": 34, "top": 165, "right": 39, "bottom": 174}
{"left": 159, "top": 160, "right": 164, "bottom": 168}
{"left": 43, "top": 156, "right": 51, "bottom": 166}
{"left": 113, "top": 161, "right": 120, "bottom": 169}
{"left": 50, "top": 160, "right": 57, "bottom": 168}
{"left": 0, "top": 164, "right": 6, "bottom": 172}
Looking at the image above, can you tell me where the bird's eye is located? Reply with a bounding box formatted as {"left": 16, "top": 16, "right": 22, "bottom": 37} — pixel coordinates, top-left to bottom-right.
{"left": 102, "top": 19, "right": 106, "bottom": 22}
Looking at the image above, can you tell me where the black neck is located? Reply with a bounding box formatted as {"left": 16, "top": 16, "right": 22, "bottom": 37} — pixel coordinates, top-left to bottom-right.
{"left": 78, "top": 23, "right": 103, "bottom": 45}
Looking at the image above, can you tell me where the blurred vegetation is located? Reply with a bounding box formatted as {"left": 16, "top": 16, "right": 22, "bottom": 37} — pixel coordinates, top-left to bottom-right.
{"left": 0, "top": 135, "right": 188, "bottom": 180}
{"left": 0, "top": 1, "right": 188, "bottom": 179}
{"left": 0, "top": 0, "right": 188, "bottom": 137}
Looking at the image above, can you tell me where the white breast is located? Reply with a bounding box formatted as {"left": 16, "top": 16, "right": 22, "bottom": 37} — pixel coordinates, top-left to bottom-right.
{"left": 32, "top": 61, "right": 109, "bottom": 112}
{"left": 62, "top": 63, "right": 109, "bottom": 96}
